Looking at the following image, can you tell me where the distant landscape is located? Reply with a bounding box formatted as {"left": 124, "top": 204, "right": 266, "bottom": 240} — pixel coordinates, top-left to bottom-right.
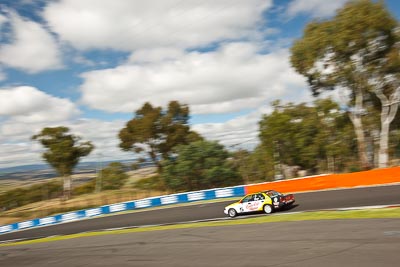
{"left": 0, "top": 160, "right": 150, "bottom": 180}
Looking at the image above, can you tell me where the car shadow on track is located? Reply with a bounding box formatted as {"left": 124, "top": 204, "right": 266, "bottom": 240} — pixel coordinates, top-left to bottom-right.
{"left": 231, "top": 204, "right": 300, "bottom": 218}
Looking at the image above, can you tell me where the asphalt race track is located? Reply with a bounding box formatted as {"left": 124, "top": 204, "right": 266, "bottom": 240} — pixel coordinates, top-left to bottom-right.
{"left": 1, "top": 184, "right": 400, "bottom": 242}
{"left": 1, "top": 219, "right": 399, "bottom": 266}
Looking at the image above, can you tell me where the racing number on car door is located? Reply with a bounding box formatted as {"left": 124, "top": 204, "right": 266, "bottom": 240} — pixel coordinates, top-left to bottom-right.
{"left": 243, "top": 194, "right": 264, "bottom": 212}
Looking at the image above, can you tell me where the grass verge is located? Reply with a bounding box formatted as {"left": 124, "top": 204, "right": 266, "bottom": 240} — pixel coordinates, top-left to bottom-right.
{"left": 1, "top": 207, "right": 399, "bottom": 247}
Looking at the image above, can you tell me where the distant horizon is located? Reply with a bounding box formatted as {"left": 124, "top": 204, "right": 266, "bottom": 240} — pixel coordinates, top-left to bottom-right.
{"left": 0, "top": 158, "right": 155, "bottom": 175}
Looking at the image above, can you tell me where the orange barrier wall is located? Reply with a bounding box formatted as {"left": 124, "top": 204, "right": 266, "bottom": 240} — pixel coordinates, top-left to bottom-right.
{"left": 244, "top": 167, "right": 400, "bottom": 194}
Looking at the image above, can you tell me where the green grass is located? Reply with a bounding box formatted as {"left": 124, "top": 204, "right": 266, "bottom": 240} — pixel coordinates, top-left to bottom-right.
{"left": 1, "top": 207, "right": 399, "bottom": 247}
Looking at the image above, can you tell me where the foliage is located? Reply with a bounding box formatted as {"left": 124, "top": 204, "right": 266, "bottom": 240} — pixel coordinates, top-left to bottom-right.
{"left": 231, "top": 148, "right": 274, "bottom": 183}
{"left": 259, "top": 99, "right": 357, "bottom": 173}
{"left": 131, "top": 163, "right": 140, "bottom": 171}
{"left": 161, "top": 140, "right": 242, "bottom": 192}
{"left": 290, "top": 0, "right": 400, "bottom": 168}
{"left": 98, "top": 162, "right": 129, "bottom": 190}
{"left": 291, "top": 0, "right": 397, "bottom": 96}
{"left": 72, "top": 181, "right": 95, "bottom": 196}
{"left": 119, "top": 101, "right": 202, "bottom": 171}
{"left": 0, "top": 181, "right": 63, "bottom": 211}
{"left": 32, "top": 127, "right": 94, "bottom": 177}
{"left": 134, "top": 175, "right": 164, "bottom": 192}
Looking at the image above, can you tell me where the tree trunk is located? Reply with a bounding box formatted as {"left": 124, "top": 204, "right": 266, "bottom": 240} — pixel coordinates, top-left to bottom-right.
{"left": 347, "top": 88, "right": 370, "bottom": 170}
{"left": 375, "top": 87, "right": 400, "bottom": 168}
{"left": 63, "top": 175, "right": 71, "bottom": 200}
{"left": 149, "top": 145, "right": 162, "bottom": 173}
{"left": 379, "top": 121, "right": 390, "bottom": 168}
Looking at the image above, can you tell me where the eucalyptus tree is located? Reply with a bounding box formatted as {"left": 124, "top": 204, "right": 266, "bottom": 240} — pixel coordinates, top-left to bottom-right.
{"left": 291, "top": 0, "right": 400, "bottom": 168}
{"left": 32, "top": 127, "right": 94, "bottom": 200}
{"left": 119, "top": 101, "right": 202, "bottom": 172}
{"left": 259, "top": 99, "right": 356, "bottom": 173}
{"left": 259, "top": 101, "right": 320, "bottom": 170}
{"left": 231, "top": 147, "right": 275, "bottom": 183}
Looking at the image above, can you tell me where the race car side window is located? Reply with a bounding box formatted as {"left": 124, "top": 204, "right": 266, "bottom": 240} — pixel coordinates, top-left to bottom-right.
{"left": 257, "top": 193, "right": 265, "bottom": 200}
{"left": 253, "top": 194, "right": 263, "bottom": 201}
{"left": 241, "top": 195, "right": 253, "bottom": 203}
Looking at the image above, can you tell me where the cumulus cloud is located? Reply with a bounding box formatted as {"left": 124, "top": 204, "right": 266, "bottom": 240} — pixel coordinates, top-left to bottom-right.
{"left": 0, "top": 87, "right": 130, "bottom": 168}
{"left": 0, "top": 86, "right": 79, "bottom": 123}
{"left": 0, "top": 13, "right": 62, "bottom": 73}
{"left": 0, "top": 14, "right": 7, "bottom": 26}
{"left": 80, "top": 42, "right": 307, "bottom": 114}
{"left": 44, "top": 0, "right": 272, "bottom": 51}
{"left": 193, "top": 111, "right": 261, "bottom": 150}
{"left": 0, "top": 68, "right": 6, "bottom": 81}
{"left": 68, "top": 119, "right": 134, "bottom": 162}
{"left": 0, "top": 118, "right": 134, "bottom": 168}
{"left": 0, "top": 143, "right": 43, "bottom": 168}
{"left": 128, "top": 47, "right": 185, "bottom": 64}
{"left": 286, "top": 0, "right": 348, "bottom": 18}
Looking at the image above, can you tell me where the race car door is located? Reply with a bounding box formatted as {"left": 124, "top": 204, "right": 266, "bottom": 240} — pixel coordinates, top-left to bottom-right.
{"left": 242, "top": 193, "right": 264, "bottom": 212}
{"left": 238, "top": 195, "right": 253, "bottom": 213}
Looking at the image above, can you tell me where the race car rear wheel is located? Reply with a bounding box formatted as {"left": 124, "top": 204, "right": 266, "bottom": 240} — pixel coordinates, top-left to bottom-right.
{"left": 263, "top": 204, "right": 273, "bottom": 214}
{"left": 228, "top": 208, "right": 237, "bottom": 218}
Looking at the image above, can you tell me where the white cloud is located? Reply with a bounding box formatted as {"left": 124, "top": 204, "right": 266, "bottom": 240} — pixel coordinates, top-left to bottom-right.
{"left": 0, "top": 68, "right": 6, "bottom": 81}
{"left": 128, "top": 47, "right": 185, "bottom": 64}
{"left": 193, "top": 112, "right": 260, "bottom": 150}
{"left": 0, "top": 143, "right": 43, "bottom": 168}
{"left": 80, "top": 42, "right": 307, "bottom": 114}
{"left": 192, "top": 104, "right": 276, "bottom": 150}
{"left": 0, "top": 13, "right": 62, "bottom": 73}
{"left": 286, "top": 0, "right": 348, "bottom": 18}
{"left": 0, "top": 86, "right": 79, "bottom": 123}
{"left": 0, "top": 14, "right": 7, "bottom": 26}
{"left": 0, "top": 118, "right": 134, "bottom": 169}
{"left": 68, "top": 119, "right": 134, "bottom": 163}
{"left": 72, "top": 55, "right": 96, "bottom": 67}
{"left": 44, "top": 0, "right": 272, "bottom": 51}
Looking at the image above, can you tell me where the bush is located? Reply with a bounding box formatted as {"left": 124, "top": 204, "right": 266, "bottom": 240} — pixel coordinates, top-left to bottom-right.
{"left": 162, "top": 141, "right": 243, "bottom": 192}
{"left": 72, "top": 180, "right": 95, "bottom": 196}
{"left": 0, "top": 180, "right": 62, "bottom": 211}
{"left": 99, "top": 162, "right": 129, "bottom": 190}
{"left": 134, "top": 175, "right": 164, "bottom": 191}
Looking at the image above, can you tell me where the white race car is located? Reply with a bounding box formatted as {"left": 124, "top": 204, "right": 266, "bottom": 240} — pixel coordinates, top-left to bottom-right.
{"left": 224, "top": 190, "right": 295, "bottom": 218}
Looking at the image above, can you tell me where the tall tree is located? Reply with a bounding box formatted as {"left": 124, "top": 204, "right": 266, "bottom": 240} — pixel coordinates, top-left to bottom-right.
{"left": 119, "top": 101, "right": 202, "bottom": 171}
{"left": 313, "top": 98, "right": 357, "bottom": 172}
{"left": 290, "top": 0, "right": 400, "bottom": 168}
{"left": 231, "top": 147, "right": 274, "bottom": 183}
{"left": 32, "top": 127, "right": 94, "bottom": 200}
{"left": 259, "top": 101, "right": 319, "bottom": 170}
{"left": 259, "top": 99, "right": 356, "bottom": 173}
{"left": 119, "top": 102, "right": 163, "bottom": 169}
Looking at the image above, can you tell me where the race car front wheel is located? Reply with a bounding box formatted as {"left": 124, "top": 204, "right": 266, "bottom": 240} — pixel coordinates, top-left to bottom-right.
{"left": 228, "top": 208, "right": 237, "bottom": 218}
{"left": 263, "top": 204, "right": 273, "bottom": 214}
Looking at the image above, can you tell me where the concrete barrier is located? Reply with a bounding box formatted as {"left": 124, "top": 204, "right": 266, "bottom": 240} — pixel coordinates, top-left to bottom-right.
{"left": 244, "top": 167, "right": 400, "bottom": 194}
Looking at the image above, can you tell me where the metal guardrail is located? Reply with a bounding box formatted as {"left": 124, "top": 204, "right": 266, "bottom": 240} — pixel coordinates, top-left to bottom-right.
{"left": 0, "top": 185, "right": 245, "bottom": 235}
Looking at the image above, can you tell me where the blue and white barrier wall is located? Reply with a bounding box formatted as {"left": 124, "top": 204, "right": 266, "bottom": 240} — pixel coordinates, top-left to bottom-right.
{"left": 0, "top": 185, "right": 245, "bottom": 235}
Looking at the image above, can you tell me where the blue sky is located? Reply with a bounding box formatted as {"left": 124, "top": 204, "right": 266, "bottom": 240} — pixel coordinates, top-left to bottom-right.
{"left": 0, "top": 0, "right": 399, "bottom": 169}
